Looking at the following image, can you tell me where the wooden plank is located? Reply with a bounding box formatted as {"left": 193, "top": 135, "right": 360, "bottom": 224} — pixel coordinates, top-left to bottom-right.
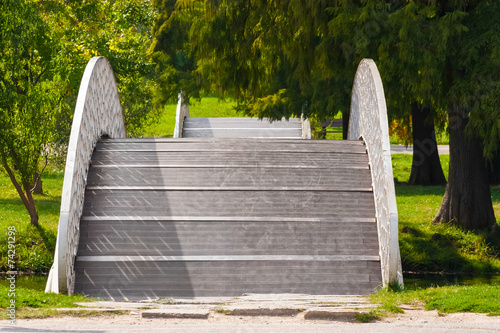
{"left": 80, "top": 216, "right": 377, "bottom": 223}
{"left": 85, "top": 185, "right": 372, "bottom": 192}
{"left": 73, "top": 284, "right": 381, "bottom": 300}
{"left": 95, "top": 139, "right": 367, "bottom": 153}
{"left": 86, "top": 167, "right": 372, "bottom": 188}
{"left": 76, "top": 255, "right": 380, "bottom": 262}
{"left": 182, "top": 128, "right": 302, "bottom": 138}
{"left": 184, "top": 117, "right": 302, "bottom": 128}
{"left": 90, "top": 151, "right": 369, "bottom": 167}
{"left": 73, "top": 260, "right": 382, "bottom": 299}
{"left": 82, "top": 190, "right": 376, "bottom": 218}
{"left": 76, "top": 248, "right": 379, "bottom": 257}
{"left": 100, "top": 138, "right": 366, "bottom": 146}
{"left": 75, "top": 259, "right": 382, "bottom": 270}
{"left": 79, "top": 220, "right": 378, "bottom": 231}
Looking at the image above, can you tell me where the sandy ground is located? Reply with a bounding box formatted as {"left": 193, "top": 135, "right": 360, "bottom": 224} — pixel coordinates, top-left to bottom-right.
{"left": 2, "top": 308, "right": 499, "bottom": 333}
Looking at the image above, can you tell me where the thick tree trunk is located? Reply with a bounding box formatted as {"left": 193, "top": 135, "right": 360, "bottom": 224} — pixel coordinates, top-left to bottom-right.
{"left": 409, "top": 104, "right": 447, "bottom": 185}
{"left": 488, "top": 148, "right": 500, "bottom": 185}
{"left": 433, "top": 105, "right": 496, "bottom": 231}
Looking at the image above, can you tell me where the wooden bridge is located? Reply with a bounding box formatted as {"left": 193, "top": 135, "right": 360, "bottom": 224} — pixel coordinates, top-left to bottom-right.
{"left": 46, "top": 57, "right": 402, "bottom": 300}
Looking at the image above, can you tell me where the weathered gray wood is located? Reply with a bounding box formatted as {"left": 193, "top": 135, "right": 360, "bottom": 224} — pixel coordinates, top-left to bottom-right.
{"left": 182, "top": 118, "right": 303, "bottom": 139}
{"left": 82, "top": 190, "right": 376, "bottom": 218}
{"left": 183, "top": 128, "right": 302, "bottom": 138}
{"left": 90, "top": 151, "right": 369, "bottom": 168}
{"left": 80, "top": 216, "right": 377, "bottom": 223}
{"left": 74, "top": 137, "right": 382, "bottom": 299}
{"left": 73, "top": 260, "right": 382, "bottom": 300}
{"left": 95, "top": 138, "right": 367, "bottom": 153}
{"left": 86, "top": 167, "right": 372, "bottom": 188}
{"left": 183, "top": 117, "right": 302, "bottom": 128}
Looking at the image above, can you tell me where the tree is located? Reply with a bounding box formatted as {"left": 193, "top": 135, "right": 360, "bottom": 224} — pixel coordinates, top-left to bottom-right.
{"left": 0, "top": 0, "right": 63, "bottom": 226}
{"left": 408, "top": 104, "right": 446, "bottom": 186}
{"left": 149, "top": 0, "right": 202, "bottom": 106}
{"left": 376, "top": 1, "right": 450, "bottom": 186}
{"left": 368, "top": 0, "right": 498, "bottom": 229}
{"left": 432, "top": 0, "right": 499, "bottom": 230}
{"left": 47, "top": 0, "right": 160, "bottom": 137}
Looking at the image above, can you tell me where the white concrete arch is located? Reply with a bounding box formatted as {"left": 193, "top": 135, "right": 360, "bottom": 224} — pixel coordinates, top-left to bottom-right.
{"left": 348, "top": 59, "right": 403, "bottom": 287}
{"left": 46, "top": 57, "right": 126, "bottom": 294}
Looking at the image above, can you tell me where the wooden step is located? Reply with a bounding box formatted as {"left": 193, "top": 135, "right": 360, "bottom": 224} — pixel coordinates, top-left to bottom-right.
{"left": 73, "top": 260, "right": 382, "bottom": 300}
{"left": 74, "top": 138, "right": 381, "bottom": 300}
{"left": 182, "top": 118, "right": 303, "bottom": 139}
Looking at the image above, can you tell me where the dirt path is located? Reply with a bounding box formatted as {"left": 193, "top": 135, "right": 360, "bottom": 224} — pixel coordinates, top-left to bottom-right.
{"left": 2, "top": 307, "right": 499, "bottom": 333}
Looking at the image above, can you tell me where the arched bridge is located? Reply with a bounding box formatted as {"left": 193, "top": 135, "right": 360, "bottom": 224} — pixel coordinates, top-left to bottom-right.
{"left": 46, "top": 57, "right": 402, "bottom": 300}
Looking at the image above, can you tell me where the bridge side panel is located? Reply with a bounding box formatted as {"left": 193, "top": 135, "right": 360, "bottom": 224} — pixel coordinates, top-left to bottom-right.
{"left": 348, "top": 59, "right": 403, "bottom": 287}
{"left": 45, "top": 57, "right": 126, "bottom": 294}
{"left": 173, "top": 93, "right": 189, "bottom": 138}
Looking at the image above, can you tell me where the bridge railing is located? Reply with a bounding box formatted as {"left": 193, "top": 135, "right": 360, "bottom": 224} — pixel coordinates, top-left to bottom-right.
{"left": 45, "top": 57, "right": 126, "bottom": 294}
{"left": 348, "top": 59, "right": 403, "bottom": 287}
{"left": 173, "top": 93, "right": 190, "bottom": 138}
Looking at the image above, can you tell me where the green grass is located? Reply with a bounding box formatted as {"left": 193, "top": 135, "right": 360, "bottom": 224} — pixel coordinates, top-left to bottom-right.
{"left": 392, "top": 154, "right": 450, "bottom": 183}
{"left": 188, "top": 97, "right": 239, "bottom": 118}
{"left": 371, "top": 284, "right": 500, "bottom": 316}
{"left": 140, "top": 97, "right": 239, "bottom": 138}
{"left": 139, "top": 103, "right": 177, "bottom": 138}
{"left": 389, "top": 130, "right": 450, "bottom": 145}
{"left": 0, "top": 284, "right": 89, "bottom": 310}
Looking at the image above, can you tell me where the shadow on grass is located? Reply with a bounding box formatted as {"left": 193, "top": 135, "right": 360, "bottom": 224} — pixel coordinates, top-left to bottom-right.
{"left": 0, "top": 196, "right": 61, "bottom": 217}
{"left": 400, "top": 227, "right": 473, "bottom": 273}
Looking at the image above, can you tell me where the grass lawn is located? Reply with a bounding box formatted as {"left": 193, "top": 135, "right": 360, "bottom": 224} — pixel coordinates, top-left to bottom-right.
{"left": 139, "top": 97, "right": 239, "bottom": 138}
{"left": 371, "top": 284, "right": 500, "bottom": 316}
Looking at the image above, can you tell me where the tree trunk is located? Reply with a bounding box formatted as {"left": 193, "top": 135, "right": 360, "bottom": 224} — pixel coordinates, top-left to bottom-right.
{"left": 488, "top": 148, "right": 500, "bottom": 185}
{"left": 3, "top": 163, "right": 39, "bottom": 227}
{"left": 409, "top": 104, "right": 447, "bottom": 186}
{"left": 25, "top": 188, "right": 39, "bottom": 227}
{"left": 433, "top": 105, "right": 496, "bottom": 231}
{"left": 342, "top": 109, "right": 349, "bottom": 140}
{"left": 33, "top": 174, "right": 43, "bottom": 195}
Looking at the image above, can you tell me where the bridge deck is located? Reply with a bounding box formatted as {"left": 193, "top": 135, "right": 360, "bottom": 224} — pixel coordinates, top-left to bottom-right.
{"left": 74, "top": 138, "right": 382, "bottom": 300}
{"left": 182, "top": 117, "right": 303, "bottom": 138}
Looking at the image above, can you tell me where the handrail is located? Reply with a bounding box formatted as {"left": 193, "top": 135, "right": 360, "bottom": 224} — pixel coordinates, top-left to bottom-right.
{"left": 45, "top": 57, "right": 126, "bottom": 294}
{"left": 173, "top": 93, "right": 189, "bottom": 138}
{"left": 348, "top": 59, "right": 403, "bottom": 287}
{"left": 301, "top": 115, "right": 311, "bottom": 139}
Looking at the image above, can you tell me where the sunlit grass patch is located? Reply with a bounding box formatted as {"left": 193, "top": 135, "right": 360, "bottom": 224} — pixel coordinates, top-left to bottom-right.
{"left": 371, "top": 284, "right": 500, "bottom": 316}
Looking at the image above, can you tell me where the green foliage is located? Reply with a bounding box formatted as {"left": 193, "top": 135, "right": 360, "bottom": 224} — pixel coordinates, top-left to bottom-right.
{"left": 149, "top": 0, "right": 201, "bottom": 106}
{"left": 46, "top": 0, "right": 160, "bottom": 138}
{"left": 371, "top": 285, "right": 500, "bottom": 316}
{"left": 0, "top": 0, "right": 65, "bottom": 225}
